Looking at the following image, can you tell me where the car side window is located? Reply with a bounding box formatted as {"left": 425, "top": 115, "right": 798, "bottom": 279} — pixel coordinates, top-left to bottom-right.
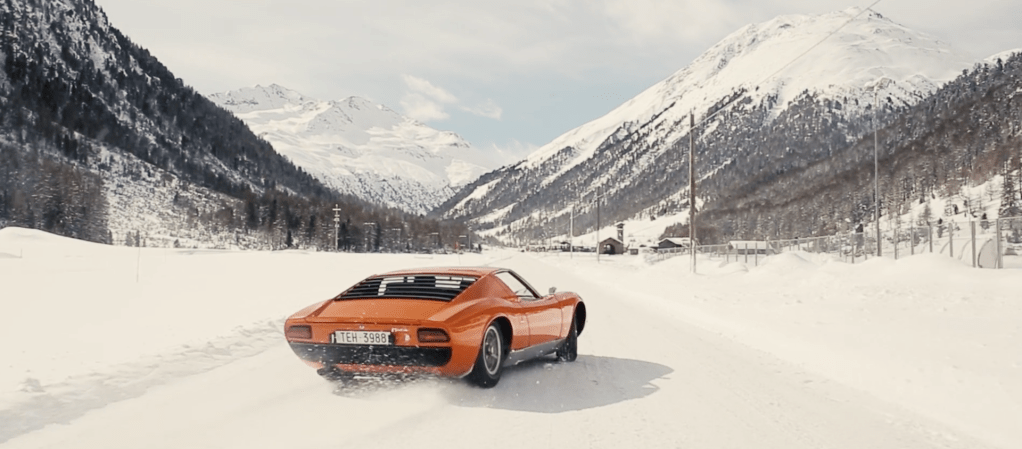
{"left": 495, "top": 271, "right": 539, "bottom": 300}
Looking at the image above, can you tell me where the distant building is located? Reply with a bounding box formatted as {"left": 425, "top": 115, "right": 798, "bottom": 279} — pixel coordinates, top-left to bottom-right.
{"left": 729, "top": 240, "right": 775, "bottom": 255}
{"left": 657, "top": 237, "right": 693, "bottom": 250}
{"left": 599, "top": 237, "right": 625, "bottom": 255}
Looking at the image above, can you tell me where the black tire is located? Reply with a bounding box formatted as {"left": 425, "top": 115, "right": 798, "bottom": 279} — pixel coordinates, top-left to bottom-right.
{"left": 317, "top": 366, "right": 354, "bottom": 383}
{"left": 469, "top": 322, "right": 504, "bottom": 388}
{"left": 557, "top": 316, "right": 578, "bottom": 362}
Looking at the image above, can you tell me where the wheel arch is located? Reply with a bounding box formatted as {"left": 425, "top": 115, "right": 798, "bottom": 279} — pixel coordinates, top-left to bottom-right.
{"left": 491, "top": 316, "right": 513, "bottom": 354}
{"left": 574, "top": 301, "right": 587, "bottom": 337}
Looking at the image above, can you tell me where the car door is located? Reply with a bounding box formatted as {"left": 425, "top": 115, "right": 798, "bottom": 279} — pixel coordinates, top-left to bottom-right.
{"left": 495, "top": 271, "right": 562, "bottom": 347}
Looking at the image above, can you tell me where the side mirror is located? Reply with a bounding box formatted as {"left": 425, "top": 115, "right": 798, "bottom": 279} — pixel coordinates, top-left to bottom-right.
{"left": 548, "top": 286, "right": 557, "bottom": 295}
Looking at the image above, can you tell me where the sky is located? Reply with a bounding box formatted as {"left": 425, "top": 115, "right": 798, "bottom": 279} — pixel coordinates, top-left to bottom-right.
{"left": 94, "top": 0, "right": 1022, "bottom": 164}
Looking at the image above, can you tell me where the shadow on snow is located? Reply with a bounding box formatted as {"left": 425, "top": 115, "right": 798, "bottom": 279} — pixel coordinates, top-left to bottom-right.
{"left": 330, "top": 354, "right": 672, "bottom": 413}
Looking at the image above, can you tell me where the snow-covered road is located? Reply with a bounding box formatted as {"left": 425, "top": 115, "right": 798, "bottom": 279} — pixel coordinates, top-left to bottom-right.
{"left": 1, "top": 228, "right": 1018, "bottom": 448}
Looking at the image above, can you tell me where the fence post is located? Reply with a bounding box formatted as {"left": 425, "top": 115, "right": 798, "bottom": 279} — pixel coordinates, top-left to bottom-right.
{"left": 971, "top": 221, "right": 977, "bottom": 268}
{"left": 894, "top": 226, "right": 899, "bottom": 260}
{"left": 745, "top": 243, "right": 749, "bottom": 264}
{"left": 929, "top": 225, "right": 933, "bottom": 253}
{"left": 851, "top": 232, "right": 856, "bottom": 264}
{"left": 996, "top": 218, "right": 1003, "bottom": 269}
{"left": 910, "top": 226, "right": 915, "bottom": 256}
{"left": 949, "top": 224, "right": 954, "bottom": 258}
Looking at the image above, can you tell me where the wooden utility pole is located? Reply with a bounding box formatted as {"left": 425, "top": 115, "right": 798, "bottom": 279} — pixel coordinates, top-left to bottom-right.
{"left": 874, "top": 86, "right": 881, "bottom": 257}
{"left": 689, "top": 112, "right": 697, "bottom": 273}
{"left": 596, "top": 186, "right": 602, "bottom": 263}
{"left": 332, "top": 204, "right": 342, "bottom": 251}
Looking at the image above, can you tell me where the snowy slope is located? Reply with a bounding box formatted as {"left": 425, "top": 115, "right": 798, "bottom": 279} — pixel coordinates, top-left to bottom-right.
{"left": 523, "top": 7, "right": 972, "bottom": 176}
{"left": 986, "top": 48, "right": 1021, "bottom": 64}
{"left": 209, "top": 85, "right": 495, "bottom": 214}
{"left": 1, "top": 228, "right": 1020, "bottom": 448}
{"left": 441, "top": 8, "right": 977, "bottom": 239}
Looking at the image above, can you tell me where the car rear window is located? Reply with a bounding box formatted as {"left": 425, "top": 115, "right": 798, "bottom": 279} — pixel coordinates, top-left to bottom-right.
{"left": 337, "top": 275, "right": 477, "bottom": 301}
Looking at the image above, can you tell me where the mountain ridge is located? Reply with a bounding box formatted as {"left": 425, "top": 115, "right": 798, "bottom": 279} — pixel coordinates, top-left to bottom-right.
{"left": 437, "top": 8, "right": 978, "bottom": 243}
{"left": 209, "top": 84, "right": 496, "bottom": 214}
{"left": 523, "top": 7, "right": 971, "bottom": 175}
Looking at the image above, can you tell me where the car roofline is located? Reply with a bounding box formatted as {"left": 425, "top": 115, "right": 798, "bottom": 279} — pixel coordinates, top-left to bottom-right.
{"left": 374, "top": 267, "right": 501, "bottom": 278}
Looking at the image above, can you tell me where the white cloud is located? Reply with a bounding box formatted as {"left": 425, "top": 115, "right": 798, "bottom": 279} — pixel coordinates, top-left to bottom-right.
{"left": 400, "top": 75, "right": 503, "bottom": 122}
{"left": 400, "top": 93, "right": 451, "bottom": 122}
{"left": 399, "top": 75, "right": 458, "bottom": 122}
{"left": 461, "top": 99, "right": 503, "bottom": 120}
{"left": 402, "top": 75, "right": 459, "bottom": 104}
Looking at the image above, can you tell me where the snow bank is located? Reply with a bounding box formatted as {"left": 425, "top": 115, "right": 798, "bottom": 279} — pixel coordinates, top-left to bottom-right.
{"left": 533, "top": 250, "right": 1021, "bottom": 448}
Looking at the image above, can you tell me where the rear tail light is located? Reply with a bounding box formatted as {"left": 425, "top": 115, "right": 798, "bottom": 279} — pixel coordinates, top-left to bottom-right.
{"left": 286, "top": 325, "right": 312, "bottom": 339}
{"left": 417, "top": 328, "right": 450, "bottom": 343}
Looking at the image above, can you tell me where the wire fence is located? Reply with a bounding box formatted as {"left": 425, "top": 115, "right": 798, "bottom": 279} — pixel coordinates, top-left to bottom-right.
{"left": 656, "top": 216, "right": 1022, "bottom": 269}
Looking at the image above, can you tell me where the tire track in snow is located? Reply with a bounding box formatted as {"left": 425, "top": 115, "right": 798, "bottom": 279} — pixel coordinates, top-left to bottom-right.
{"left": 518, "top": 252, "right": 999, "bottom": 449}
{"left": 0, "top": 320, "right": 285, "bottom": 443}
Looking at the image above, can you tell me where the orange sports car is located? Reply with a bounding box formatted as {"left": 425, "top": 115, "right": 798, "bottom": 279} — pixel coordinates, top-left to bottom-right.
{"left": 284, "top": 267, "right": 586, "bottom": 388}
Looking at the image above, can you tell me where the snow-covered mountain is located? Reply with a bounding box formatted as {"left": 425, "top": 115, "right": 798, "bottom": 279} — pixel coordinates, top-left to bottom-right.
{"left": 209, "top": 85, "right": 495, "bottom": 214}
{"left": 0, "top": 0, "right": 471, "bottom": 250}
{"left": 0, "top": 0, "right": 337, "bottom": 247}
{"left": 437, "top": 8, "right": 977, "bottom": 241}
{"left": 522, "top": 7, "right": 972, "bottom": 172}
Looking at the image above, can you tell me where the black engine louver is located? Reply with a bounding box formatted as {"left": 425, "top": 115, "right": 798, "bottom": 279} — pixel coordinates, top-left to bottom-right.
{"left": 337, "top": 275, "right": 477, "bottom": 302}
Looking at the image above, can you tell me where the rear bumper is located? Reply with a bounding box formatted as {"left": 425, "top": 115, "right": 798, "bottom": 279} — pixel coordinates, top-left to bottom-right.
{"left": 289, "top": 342, "right": 452, "bottom": 369}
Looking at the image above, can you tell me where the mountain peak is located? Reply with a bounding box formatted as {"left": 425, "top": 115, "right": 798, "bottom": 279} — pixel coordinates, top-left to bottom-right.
{"left": 523, "top": 8, "right": 973, "bottom": 170}
{"left": 695, "top": 7, "right": 969, "bottom": 91}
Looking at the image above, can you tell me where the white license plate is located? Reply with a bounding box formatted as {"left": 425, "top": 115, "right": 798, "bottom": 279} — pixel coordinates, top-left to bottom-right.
{"left": 332, "top": 331, "right": 392, "bottom": 346}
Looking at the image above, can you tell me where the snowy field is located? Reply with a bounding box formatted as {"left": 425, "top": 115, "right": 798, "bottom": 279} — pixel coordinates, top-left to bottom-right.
{"left": 0, "top": 227, "right": 1019, "bottom": 448}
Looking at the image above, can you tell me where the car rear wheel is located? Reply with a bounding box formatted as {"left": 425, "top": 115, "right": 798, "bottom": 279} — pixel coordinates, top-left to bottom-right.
{"left": 469, "top": 323, "right": 504, "bottom": 388}
{"left": 557, "top": 316, "right": 578, "bottom": 362}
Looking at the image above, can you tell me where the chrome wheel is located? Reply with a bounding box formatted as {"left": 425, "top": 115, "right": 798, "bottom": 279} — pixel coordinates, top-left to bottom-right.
{"left": 470, "top": 322, "right": 505, "bottom": 388}
{"left": 482, "top": 326, "right": 502, "bottom": 375}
